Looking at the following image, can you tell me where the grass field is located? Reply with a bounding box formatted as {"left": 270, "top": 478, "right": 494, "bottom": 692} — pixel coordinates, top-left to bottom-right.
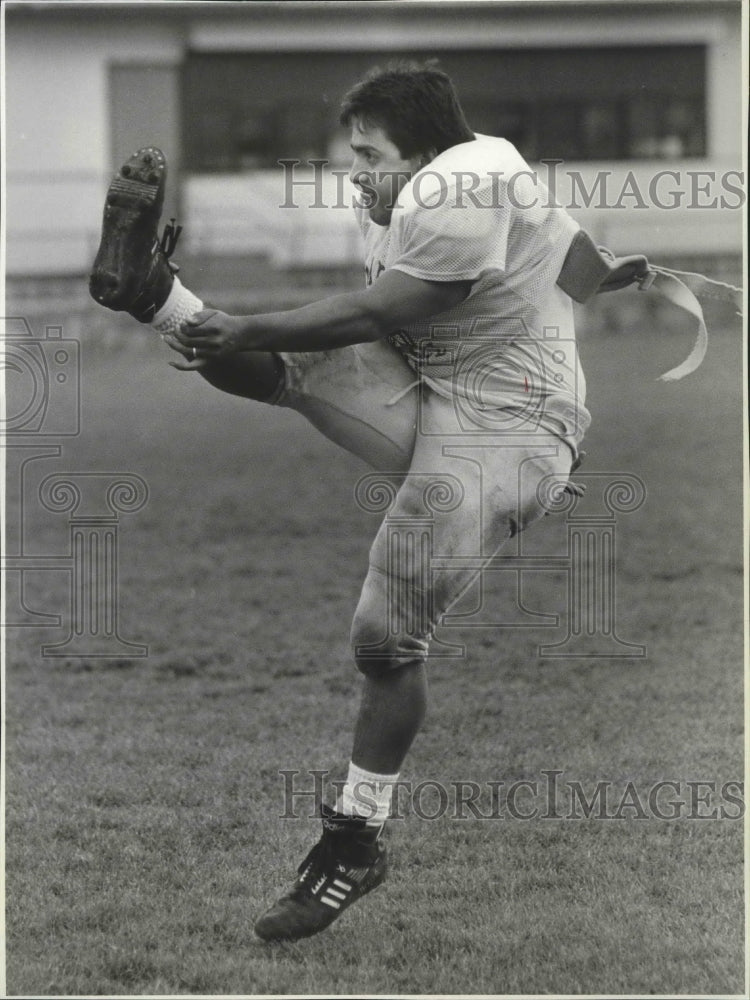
{"left": 3, "top": 294, "right": 745, "bottom": 997}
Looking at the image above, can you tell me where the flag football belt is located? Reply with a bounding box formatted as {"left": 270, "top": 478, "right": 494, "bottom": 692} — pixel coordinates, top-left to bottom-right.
{"left": 556, "top": 229, "right": 743, "bottom": 382}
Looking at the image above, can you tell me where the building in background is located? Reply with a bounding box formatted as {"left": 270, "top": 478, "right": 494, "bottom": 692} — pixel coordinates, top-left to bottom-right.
{"left": 3, "top": 0, "right": 744, "bottom": 292}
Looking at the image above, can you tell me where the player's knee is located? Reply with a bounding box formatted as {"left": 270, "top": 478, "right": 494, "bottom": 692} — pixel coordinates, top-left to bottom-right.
{"left": 353, "top": 638, "right": 429, "bottom": 677}
{"left": 350, "top": 607, "right": 429, "bottom": 677}
{"left": 497, "top": 490, "right": 548, "bottom": 540}
{"left": 505, "top": 507, "right": 537, "bottom": 539}
{"left": 515, "top": 492, "right": 552, "bottom": 535}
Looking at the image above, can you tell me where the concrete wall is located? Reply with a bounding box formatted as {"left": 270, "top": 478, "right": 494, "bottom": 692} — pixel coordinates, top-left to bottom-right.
{"left": 4, "top": 10, "right": 182, "bottom": 274}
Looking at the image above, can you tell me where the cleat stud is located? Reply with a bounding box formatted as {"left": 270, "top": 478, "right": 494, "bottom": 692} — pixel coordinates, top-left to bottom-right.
{"left": 148, "top": 172, "right": 158, "bottom": 183}
{"left": 121, "top": 165, "right": 131, "bottom": 177}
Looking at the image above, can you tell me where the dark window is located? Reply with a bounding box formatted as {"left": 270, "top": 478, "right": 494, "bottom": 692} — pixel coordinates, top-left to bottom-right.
{"left": 468, "top": 102, "right": 536, "bottom": 156}
{"left": 182, "top": 46, "right": 706, "bottom": 171}
{"left": 627, "top": 97, "right": 706, "bottom": 159}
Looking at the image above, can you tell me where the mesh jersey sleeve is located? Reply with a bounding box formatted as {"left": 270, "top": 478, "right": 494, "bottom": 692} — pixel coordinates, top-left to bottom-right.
{"left": 388, "top": 175, "right": 512, "bottom": 283}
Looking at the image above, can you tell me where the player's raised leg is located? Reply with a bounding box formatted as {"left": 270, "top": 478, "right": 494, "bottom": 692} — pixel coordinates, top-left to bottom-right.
{"left": 89, "top": 146, "right": 285, "bottom": 402}
{"left": 89, "top": 147, "right": 420, "bottom": 452}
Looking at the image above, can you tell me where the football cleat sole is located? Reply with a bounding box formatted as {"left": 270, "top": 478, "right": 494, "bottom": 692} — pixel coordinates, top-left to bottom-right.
{"left": 89, "top": 146, "right": 176, "bottom": 321}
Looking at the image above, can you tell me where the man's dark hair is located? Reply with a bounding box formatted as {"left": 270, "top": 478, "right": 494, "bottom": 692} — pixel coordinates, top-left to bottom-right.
{"left": 339, "top": 60, "right": 475, "bottom": 159}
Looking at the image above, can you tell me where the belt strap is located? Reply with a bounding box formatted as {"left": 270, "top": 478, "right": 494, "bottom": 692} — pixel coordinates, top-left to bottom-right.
{"left": 556, "top": 229, "right": 742, "bottom": 382}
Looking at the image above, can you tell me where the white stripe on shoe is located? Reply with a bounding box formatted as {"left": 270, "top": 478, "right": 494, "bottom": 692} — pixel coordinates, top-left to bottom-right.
{"left": 326, "top": 888, "right": 348, "bottom": 900}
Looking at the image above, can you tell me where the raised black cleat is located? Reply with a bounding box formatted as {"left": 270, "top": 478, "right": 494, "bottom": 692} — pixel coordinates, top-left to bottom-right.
{"left": 89, "top": 146, "right": 181, "bottom": 322}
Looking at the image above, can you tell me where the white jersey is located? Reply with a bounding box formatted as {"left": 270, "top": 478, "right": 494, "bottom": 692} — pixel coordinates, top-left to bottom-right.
{"left": 355, "top": 135, "right": 591, "bottom": 449}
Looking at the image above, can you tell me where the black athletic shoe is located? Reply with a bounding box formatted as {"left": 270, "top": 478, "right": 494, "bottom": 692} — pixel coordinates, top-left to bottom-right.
{"left": 89, "top": 146, "right": 182, "bottom": 322}
{"left": 254, "top": 805, "right": 387, "bottom": 942}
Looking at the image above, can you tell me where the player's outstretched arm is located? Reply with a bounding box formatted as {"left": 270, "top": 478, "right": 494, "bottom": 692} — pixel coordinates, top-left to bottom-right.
{"left": 164, "top": 269, "right": 471, "bottom": 369}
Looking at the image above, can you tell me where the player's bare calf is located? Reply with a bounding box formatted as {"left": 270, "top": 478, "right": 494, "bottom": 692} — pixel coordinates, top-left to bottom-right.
{"left": 89, "top": 146, "right": 179, "bottom": 322}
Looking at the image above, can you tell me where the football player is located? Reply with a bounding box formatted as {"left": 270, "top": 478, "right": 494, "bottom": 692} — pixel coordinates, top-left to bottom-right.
{"left": 90, "top": 61, "right": 715, "bottom": 942}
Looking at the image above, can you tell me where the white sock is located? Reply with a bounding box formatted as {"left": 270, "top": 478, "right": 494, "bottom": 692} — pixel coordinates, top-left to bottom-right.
{"left": 150, "top": 277, "right": 204, "bottom": 337}
{"left": 338, "top": 762, "right": 399, "bottom": 826}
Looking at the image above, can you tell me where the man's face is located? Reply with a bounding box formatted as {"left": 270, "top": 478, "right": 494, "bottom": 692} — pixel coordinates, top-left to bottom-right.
{"left": 348, "top": 118, "right": 423, "bottom": 226}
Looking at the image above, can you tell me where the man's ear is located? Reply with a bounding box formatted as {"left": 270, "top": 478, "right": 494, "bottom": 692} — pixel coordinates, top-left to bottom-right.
{"left": 410, "top": 148, "right": 437, "bottom": 173}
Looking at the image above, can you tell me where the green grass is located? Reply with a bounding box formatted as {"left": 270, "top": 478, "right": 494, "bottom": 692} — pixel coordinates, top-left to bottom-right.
{"left": 4, "top": 306, "right": 745, "bottom": 996}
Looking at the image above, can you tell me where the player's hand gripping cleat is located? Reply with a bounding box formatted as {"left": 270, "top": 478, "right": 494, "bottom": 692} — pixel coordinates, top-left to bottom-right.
{"left": 254, "top": 805, "right": 387, "bottom": 942}
{"left": 89, "top": 146, "right": 182, "bottom": 322}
